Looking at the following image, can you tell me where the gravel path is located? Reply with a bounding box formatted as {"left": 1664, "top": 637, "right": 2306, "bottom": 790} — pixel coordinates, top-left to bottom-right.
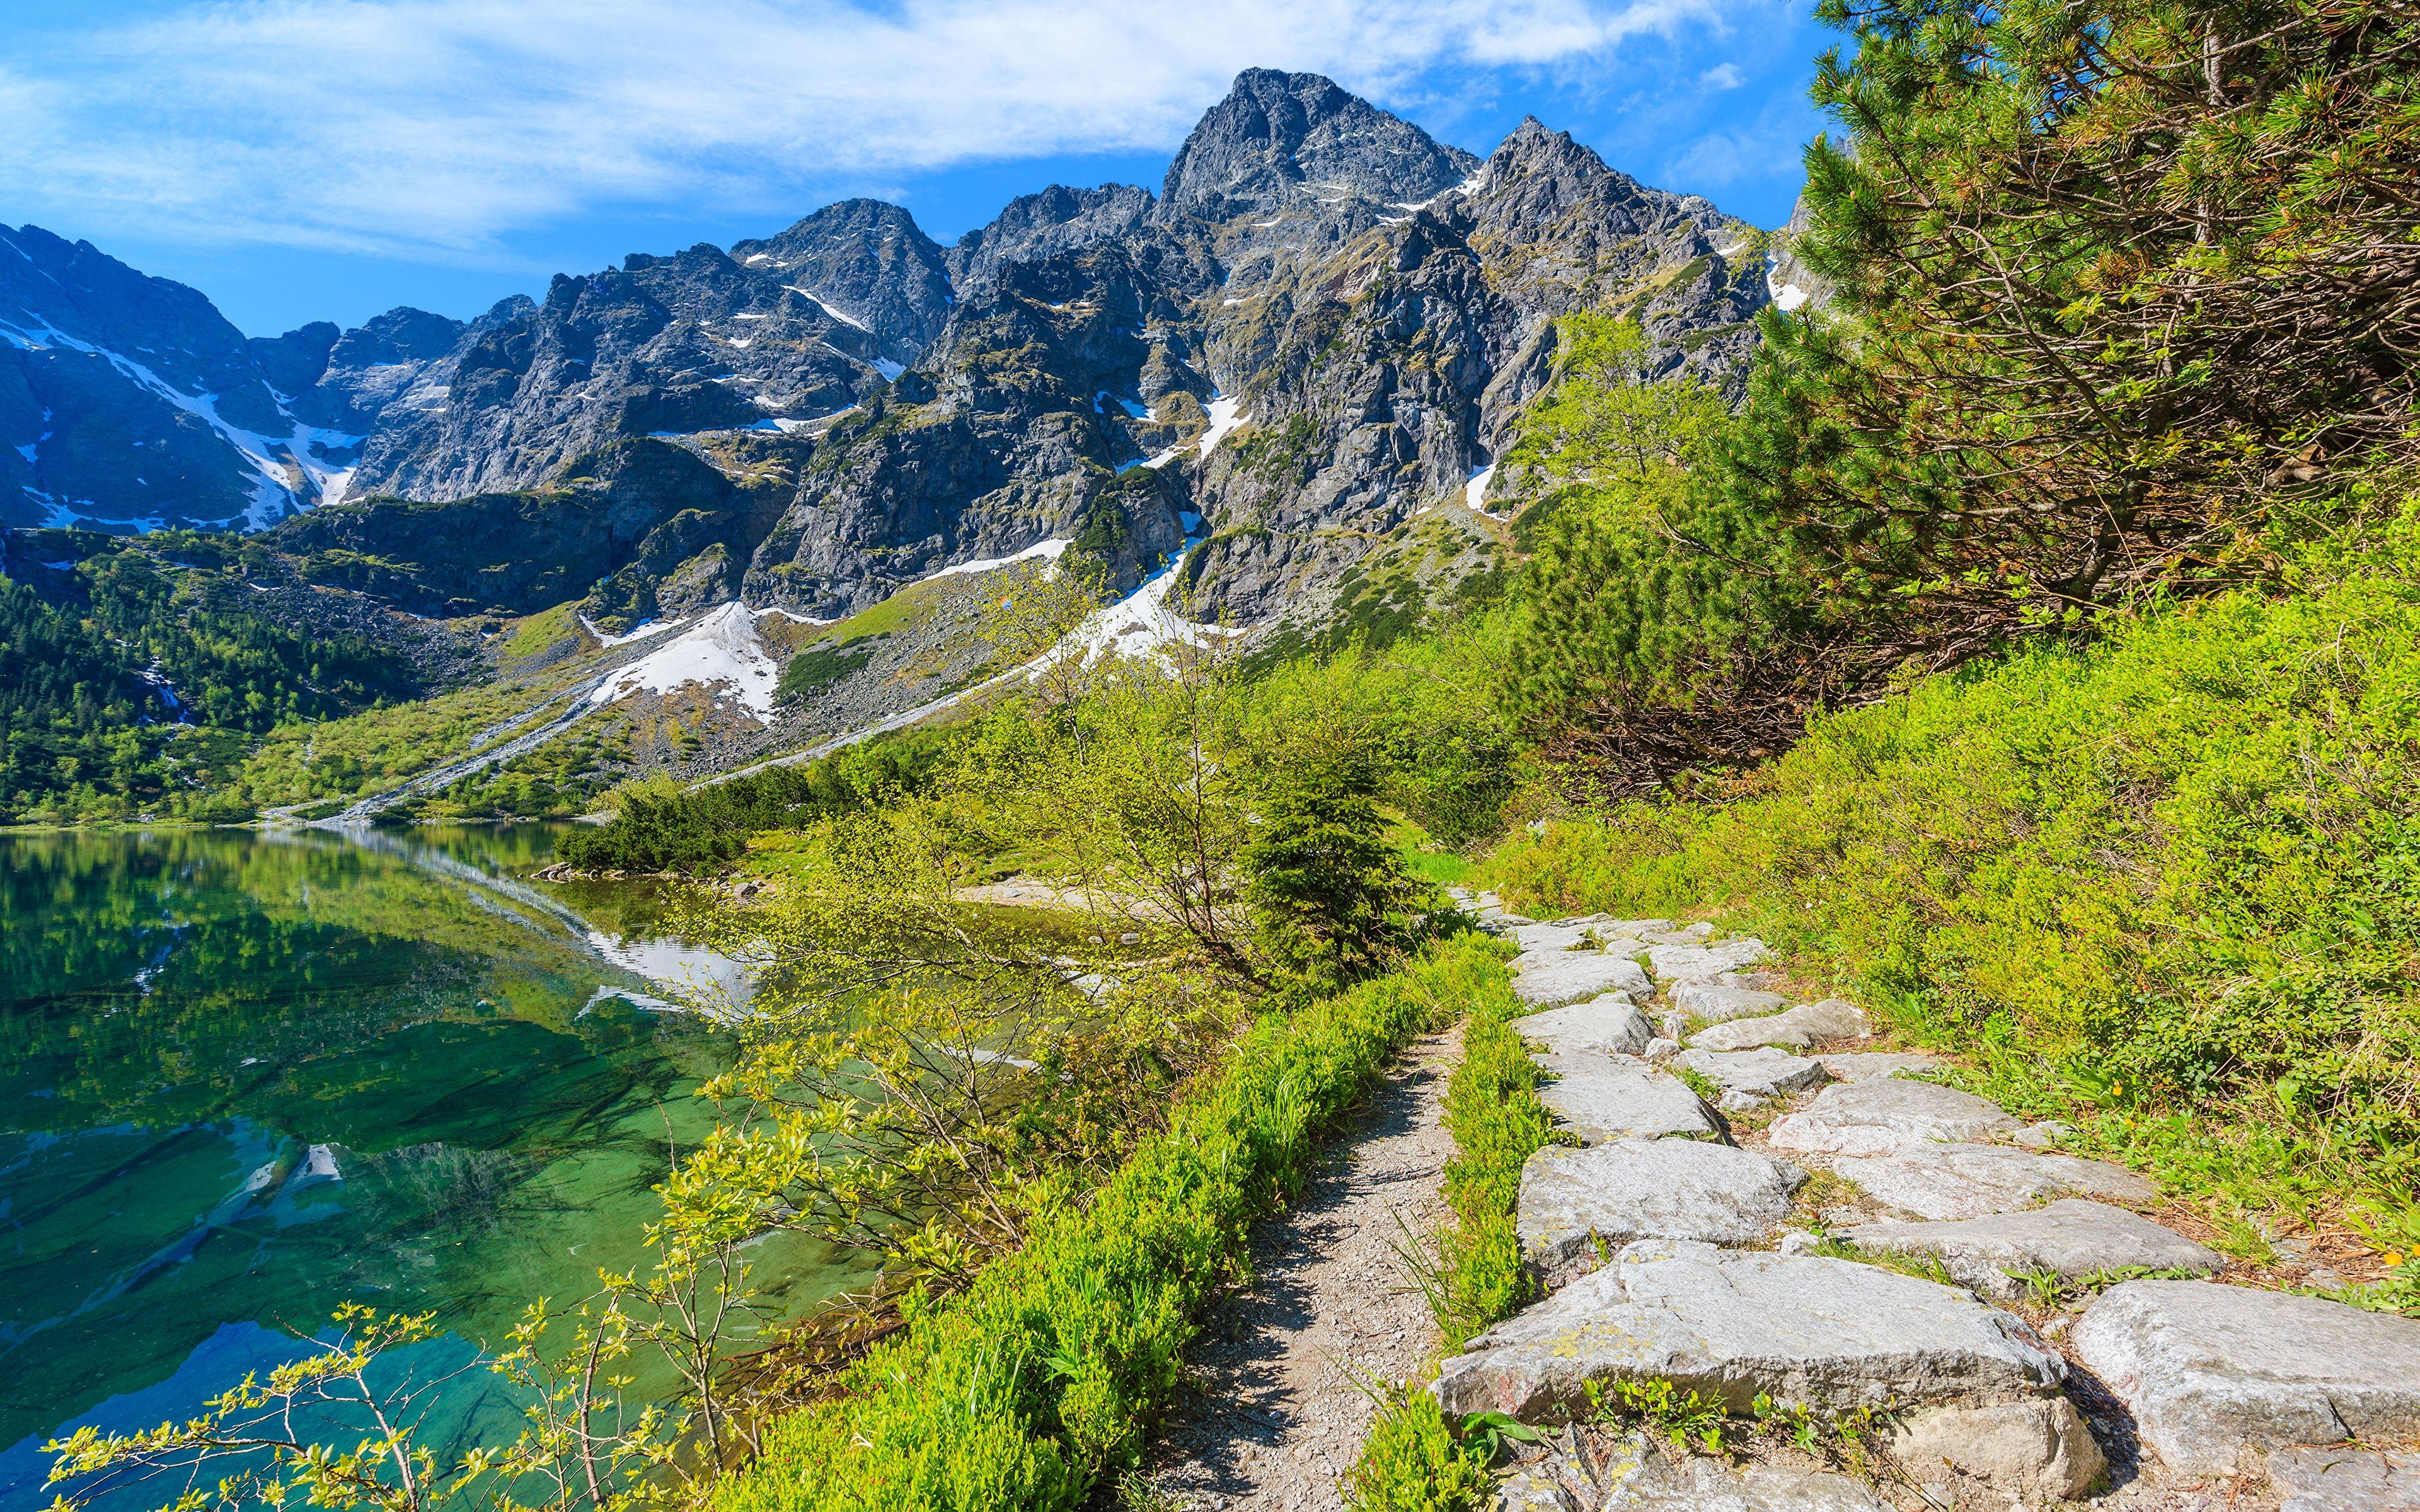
{"left": 1141, "top": 1024, "right": 1464, "bottom": 1512}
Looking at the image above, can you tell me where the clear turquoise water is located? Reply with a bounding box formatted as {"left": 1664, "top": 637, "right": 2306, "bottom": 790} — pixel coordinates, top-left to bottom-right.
{"left": 0, "top": 825, "right": 843, "bottom": 1510}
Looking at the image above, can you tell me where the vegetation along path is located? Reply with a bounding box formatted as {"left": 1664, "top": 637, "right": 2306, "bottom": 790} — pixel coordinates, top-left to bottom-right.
{"left": 1142, "top": 1024, "right": 1465, "bottom": 1511}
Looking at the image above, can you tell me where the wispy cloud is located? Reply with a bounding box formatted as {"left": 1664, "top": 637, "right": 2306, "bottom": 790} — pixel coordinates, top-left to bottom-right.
{"left": 0, "top": 0, "right": 1748, "bottom": 260}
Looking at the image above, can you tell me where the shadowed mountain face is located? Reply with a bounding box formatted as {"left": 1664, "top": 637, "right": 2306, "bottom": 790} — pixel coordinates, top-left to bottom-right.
{"left": 3, "top": 69, "right": 1770, "bottom": 639}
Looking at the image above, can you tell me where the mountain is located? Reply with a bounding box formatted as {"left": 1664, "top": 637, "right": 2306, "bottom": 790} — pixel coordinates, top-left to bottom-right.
{"left": 3, "top": 68, "right": 1775, "bottom": 786}
{"left": 0, "top": 224, "right": 464, "bottom": 532}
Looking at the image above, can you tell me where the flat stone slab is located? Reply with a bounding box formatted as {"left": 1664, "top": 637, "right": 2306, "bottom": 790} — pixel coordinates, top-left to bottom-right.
{"left": 1644, "top": 939, "right": 1772, "bottom": 983}
{"left": 1816, "top": 1051, "right": 1941, "bottom": 1081}
{"left": 1508, "top": 922, "right": 1599, "bottom": 953}
{"left": 1829, "top": 1143, "right": 2160, "bottom": 1220}
{"left": 1511, "top": 950, "right": 1653, "bottom": 1009}
{"left": 2072, "top": 1280, "right": 2420, "bottom": 1475}
{"left": 1535, "top": 1054, "right": 1719, "bottom": 1143}
{"left": 1495, "top": 1470, "right": 1578, "bottom": 1512}
{"left": 1669, "top": 980, "right": 1789, "bottom": 1022}
{"left": 1835, "top": 1200, "right": 2222, "bottom": 1297}
{"left": 1599, "top": 1453, "right": 1893, "bottom": 1511}
{"left": 1518, "top": 1138, "right": 1799, "bottom": 1288}
{"left": 1675, "top": 1047, "right": 1829, "bottom": 1104}
{"left": 1509, "top": 995, "right": 1655, "bottom": 1057}
{"left": 1433, "top": 1239, "right": 2064, "bottom": 1421}
{"left": 1766, "top": 1077, "right": 2020, "bottom": 1157}
{"left": 1687, "top": 999, "right": 1867, "bottom": 1052}
{"left": 2270, "top": 1446, "right": 2420, "bottom": 1512}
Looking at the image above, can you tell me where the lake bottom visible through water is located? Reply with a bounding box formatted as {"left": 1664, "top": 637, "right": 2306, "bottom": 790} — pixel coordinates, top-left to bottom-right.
{"left": 0, "top": 824, "right": 850, "bottom": 1512}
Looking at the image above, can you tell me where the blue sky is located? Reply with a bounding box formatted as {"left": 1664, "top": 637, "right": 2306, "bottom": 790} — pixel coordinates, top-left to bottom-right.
{"left": 0, "top": 1, "right": 1836, "bottom": 338}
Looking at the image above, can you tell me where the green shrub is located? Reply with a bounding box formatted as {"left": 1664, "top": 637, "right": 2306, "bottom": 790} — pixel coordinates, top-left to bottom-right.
{"left": 555, "top": 727, "right": 952, "bottom": 873}
{"left": 1342, "top": 1390, "right": 1493, "bottom": 1512}
{"left": 717, "top": 934, "right": 1503, "bottom": 1512}
{"left": 1480, "top": 505, "right": 2420, "bottom": 1281}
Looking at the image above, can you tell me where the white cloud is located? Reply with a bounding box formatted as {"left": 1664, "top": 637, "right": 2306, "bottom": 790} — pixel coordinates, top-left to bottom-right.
{"left": 0, "top": 0, "right": 1733, "bottom": 260}
{"left": 1700, "top": 62, "right": 1744, "bottom": 89}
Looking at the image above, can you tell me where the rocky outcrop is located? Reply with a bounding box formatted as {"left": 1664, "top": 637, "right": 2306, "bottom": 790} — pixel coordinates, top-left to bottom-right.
{"left": 947, "top": 184, "right": 1155, "bottom": 290}
{"left": 270, "top": 437, "right": 785, "bottom": 619}
{"left": 345, "top": 240, "right": 904, "bottom": 500}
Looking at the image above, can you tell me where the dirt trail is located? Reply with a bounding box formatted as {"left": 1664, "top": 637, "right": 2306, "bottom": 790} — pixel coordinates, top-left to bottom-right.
{"left": 1143, "top": 1024, "right": 1463, "bottom": 1511}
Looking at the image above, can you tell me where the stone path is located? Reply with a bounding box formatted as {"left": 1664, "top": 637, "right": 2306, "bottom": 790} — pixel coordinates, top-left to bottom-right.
{"left": 1430, "top": 895, "right": 2420, "bottom": 1512}
{"left": 1141, "top": 1026, "right": 1463, "bottom": 1511}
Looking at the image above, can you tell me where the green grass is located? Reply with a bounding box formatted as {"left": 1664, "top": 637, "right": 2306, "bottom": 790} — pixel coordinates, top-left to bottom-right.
{"left": 1427, "top": 954, "right": 1557, "bottom": 1349}
{"left": 1477, "top": 502, "right": 2420, "bottom": 1309}
{"left": 717, "top": 934, "right": 1503, "bottom": 1512}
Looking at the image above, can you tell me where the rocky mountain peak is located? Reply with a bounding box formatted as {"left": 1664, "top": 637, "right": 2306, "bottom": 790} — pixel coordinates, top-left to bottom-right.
{"left": 730, "top": 198, "right": 954, "bottom": 358}
{"left": 1159, "top": 69, "right": 1479, "bottom": 222}
{"left": 947, "top": 183, "right": 1156, "bottom": 290}
{"left": 1480, "top": 117, "right": 1654, "bottom": 212}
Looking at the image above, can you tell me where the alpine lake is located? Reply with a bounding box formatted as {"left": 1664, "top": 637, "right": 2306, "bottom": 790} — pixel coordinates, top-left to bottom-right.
{"left": 0, "top": 824, "right": 851, "bottom": 1512}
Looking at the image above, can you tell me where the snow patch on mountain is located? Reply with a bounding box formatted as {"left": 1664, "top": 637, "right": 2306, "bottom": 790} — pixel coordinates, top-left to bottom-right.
{"left": 921, "top": 537, "right": 1071, "bottom": 582}
{"left": 587, "top": 602, "right": 780, "bottom": 720}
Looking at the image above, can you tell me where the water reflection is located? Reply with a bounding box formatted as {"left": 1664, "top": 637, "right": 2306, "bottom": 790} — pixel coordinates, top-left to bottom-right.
{"left": 0, "top": 825, "right": 826, "bottom": 1512}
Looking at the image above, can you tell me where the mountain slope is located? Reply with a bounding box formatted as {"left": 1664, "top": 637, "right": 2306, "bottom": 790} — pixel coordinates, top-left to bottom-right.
{"left": 1, "top": 225, "right": 463, "bottom": 531}
{"left": 3, "top": 69, "right": 1774, "bottom": 798}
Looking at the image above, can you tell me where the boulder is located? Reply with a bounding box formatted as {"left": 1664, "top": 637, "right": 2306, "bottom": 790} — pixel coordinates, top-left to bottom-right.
{"left": 1836, "top": 1200, "right": 2221, "bottom": 1298}
{"left": 1816, "top": 1051, "right": 1941, "bottom": 1082}
{"left": 1434, "top": 1240, "right": 2065, "bottom": 1424}
{"left": 1828, "top": 1144, "right": 2160, "bottom": 1222}
{"left": 1669, "top": 981, "right": 1789, "bottom": 1022}
{"left": 2267, "top": 1446, "right": 2420, "bottom": 1512}
{"left": 1535, "top": 1054, "right": 1720, "bottom": 1143}
{"left": 1675, "top": 1047, "right": 1829, "bottom": 1105}
{"left": 1511, "top": 951, "right": 1654, "bottom": 1009}
{"left": 1888, "top": 1398, "right": 2107, "bottom": 1503}
{"left": 1509, "top": 995, "right": 1656, "bottom": 1058}
{"left": 1687, "top": 999, "right": 1867, "bottom": 1053}
{"left": 1645, "top": 939, "right": 1772, "bottom": 983}
{"left": 2071, "top": 1280, "right": 2420, "bottom": 1474}
{"left": 1766, "top": 1077, "right": 2020, "bottom": 1157}
{"left": 1518, "top": 1138, "right": 1799, "bottom": 1288}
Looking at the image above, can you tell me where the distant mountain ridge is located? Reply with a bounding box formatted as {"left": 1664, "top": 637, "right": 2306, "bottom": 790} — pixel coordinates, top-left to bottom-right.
{"left": 3, "top": 67, "right": 1779, "bottom": 644}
